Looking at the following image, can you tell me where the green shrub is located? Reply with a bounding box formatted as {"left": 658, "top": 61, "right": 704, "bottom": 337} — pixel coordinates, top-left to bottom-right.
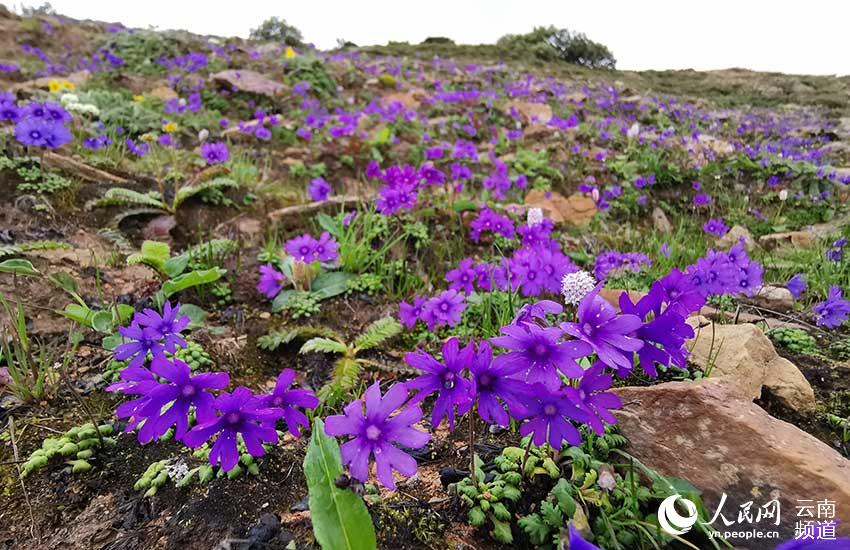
{"left": 250, "top": 16, "right": 303, "bottom": 45}
{"left": 497, "top": 26, "right": 616, "bottom": 69}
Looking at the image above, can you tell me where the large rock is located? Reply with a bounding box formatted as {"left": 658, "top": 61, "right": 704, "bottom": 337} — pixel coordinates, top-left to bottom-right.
{"left": 210, "top": 70, "right": 284, "bottom": 98}
{"left": 752, "top": 285, "right": 794, "bottom": 312}
{"left": 614, "top": 380, "right": 850, "bottom": 545}
{"left": 687, "top": 318, "right": 815, "bottom": 411}
{"left": 524, "top": 189, "right": 596, "bottom": 227}
{"left": 759, "top": 230, "right": 815, "bottom": 250}
{"left": 507, "top": 101, "right": 554, "bottom": 137}
{"left": 716, "top": 224, "right": 755, "bottom": 251}
{"left": 651, "top": 207, "right": 673, "bottom": 233}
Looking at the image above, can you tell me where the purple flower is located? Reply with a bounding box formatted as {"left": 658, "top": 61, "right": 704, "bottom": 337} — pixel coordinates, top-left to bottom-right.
{"left": 113, "top": 322, "right": 166, "bottom": 368}
{"left": 562, "top": 362, "right": 622, "bottom": 435}
{"left": 693, "top": 193, "right": 712, "bottom": 206}
{"left": 469, "top": 341, "right": 533, "bottom": 426}
{"left": 325, "top": 382, "right": 430, "bottom": 490}
{"left": 14, "top": 117, "right": 73, "bottom": 148}
{"left": 702, "top": 218, "right": 729, "bottom": 237}
{"left": 518, "top": 385, "right": 587, "bottom": 450}
{"left": 560, "top": 283, "right": 643, "bottom": 372}
{"left": 813, "top": 286, "right": 850, "bottom": 329}
{"left": 285, "top": 234, "right": 318, "bottom": 261}
{"left": 399, "top": 295, "right": 426, "bottom": 329}
{"left": 125, "top": 138, "right": 150, "bottom": 156}
{"left": 133, "top": 300, "right": 190, "bottom": 353}
{"left": 257, "top": 264, "right": 286, "bottom": 298}
{"left": 183, "top": 387, "right": 282, "bottom": 472}
{"left": 133, "top": 357, "right": 229, "bottom": 443}
{"left": 255, "top": 369, "right": 318, "bottom": 437}
{"left": 490, "top": 321, "right": 591, "bottom": 391}
{"left": 786, "top": 273, "right": 807, "bottom": 299}
{"left": 469, "top": 207, "right": 515, "bottom": 242}
{"left": 593, "top": 251, "right": 651, "bottom": 280}
{"left": 307, "top": 177, "right": 332, "bottom": 201}
{"left": 201, "top": 141, "right": 229, "bottom": 165}
{"left": 314, "top": 232, "right": 339, "bottom": 262}
{"left": 421, "top": 290, "right": 466, "bottom": 329}
{"left": 374, "top": 180, "right": 418, "bottom": 215}
{"left": 22, "top": 101, "right": 71, "bottom": 123}
{"left": 568, "top": 523, "right": 602, "bottom": 550}
{"left": 446, "top": 257, "right": 477, "bottom": 294}
{"left": 406, "top": 337, "right": 474, "bottom": 431}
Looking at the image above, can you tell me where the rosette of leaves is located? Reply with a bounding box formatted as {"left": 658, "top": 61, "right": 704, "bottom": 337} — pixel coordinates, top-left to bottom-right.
{"left": 270, "top": 256, "right": 353, "bottom": 318}
{"left": 21, "top": 423, "right": 116, "bottom": 477}
{"left": 299, "top": 317, "right": 402, "bottom": 405}
{"left": 451, "top": 455, "right": 521, "bottom": 544}
{"left": 767, "top": 327, "right": 821, "bottom": 357}
{"left": 174, "top": 340, "right": 214, "bottom": 370}
{"left": 86, "top": 176, "right": 238, "bottom": 221}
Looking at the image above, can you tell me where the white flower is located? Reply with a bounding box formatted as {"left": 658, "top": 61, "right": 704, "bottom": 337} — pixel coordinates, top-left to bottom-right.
{"left": 627, "top": 122, "right": 640, "bottom": 139}
{"left": 165, "top": 459, "right": 189, "bottom": 482}
{"left": 778, "top": 189, "right": 788, "bottom": 202}
{"left": 198, "top": 129, "right": 209, "bottom": 142}
{"left": 561, "top": 270, "right": 597, "bottom": 305}
{"left": 527, "top": 207, "right": 544, "bottom": 226}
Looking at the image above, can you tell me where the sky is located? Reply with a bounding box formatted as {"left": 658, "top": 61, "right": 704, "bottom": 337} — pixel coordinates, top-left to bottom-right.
{"left": 22, "top": 0, "right": 850, "bottom": 76}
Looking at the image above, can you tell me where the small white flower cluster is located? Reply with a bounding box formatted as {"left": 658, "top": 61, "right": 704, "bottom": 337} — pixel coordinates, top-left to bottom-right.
{"left": 561, "top": 270, "right": 597, "bottom": 305}
{"left": 527, "top": 207, "right": 544, "bottom": 227}
{"left": 60, "top": 93, "right": 99, "bottom": 116}
{"left": 165, "top": 458, "right": 190, "bottom": 482}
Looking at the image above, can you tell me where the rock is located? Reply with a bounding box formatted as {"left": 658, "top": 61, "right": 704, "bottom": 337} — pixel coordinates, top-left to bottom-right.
{"left": 508, "top": 100, "right": 554, "bottom": 137}
{"left": 142, "top": 215, "right": 176, "bottom": 242}
{"left": 651, "top": 207, "right": 673, "bottom": 233}
{"left": 759, "top": 230, "right": 814, "bottom": 250}
{"left": 687, "top": 318, "right": 815, "bottom": 411}
{"left": 614, "top": 380, "right": 850, "bottom": 544}
{"left": 148, "top": 85, "right": 178, "bottom": 101}
{"left": 752, "top": 285, "right": 794, "bottom": 312}
{"left": 383, "top": 90, "right": 425, "bottom": 111}
{"left": 523, "top": 189, "right": 597, "bottom": 227}
{"left": 12, "top": 69, "right": 91, "bottom": 92}
{"left": 210, "top": 70, "right": 284, "bottom": 98}
{"left": 716, "top": 224, "right": 755, "bottom": 251}
{"left": 697, "top": 134, "right": 734, "bottom": 155}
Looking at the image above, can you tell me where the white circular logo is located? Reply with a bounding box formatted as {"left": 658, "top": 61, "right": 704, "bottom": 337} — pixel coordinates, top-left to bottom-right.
{"left": 658, "top": 494, "right": 698, "bottom": 535}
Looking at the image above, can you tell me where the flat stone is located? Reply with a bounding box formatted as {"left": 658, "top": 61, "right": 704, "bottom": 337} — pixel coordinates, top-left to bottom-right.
{"left": 523, "top": 189, "right": 596, "bottom": 227}
{"left": 687, "top": 318, "right": 815, "bottom": 411}
{"left": 210, "top": 69, "right": 284, "bottom": 98}
{"left": 716, "top": 224, "right": 755, "bottom": 251}
{"left": 752, "top": 285, "right": 794, "bottom": 313}
{"left": 614, "top": 379, "right": 850, "bottom": 544}
{"left": 759, "top": 231, "right": 815, "bottom": 250}
{"left": 651, "top": 207, "right": 673, "bottom": 233}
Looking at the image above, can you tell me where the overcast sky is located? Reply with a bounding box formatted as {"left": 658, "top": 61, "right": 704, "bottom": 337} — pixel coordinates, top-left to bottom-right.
{"left": 24, "top": 0, "right": 850, "bottom": 76}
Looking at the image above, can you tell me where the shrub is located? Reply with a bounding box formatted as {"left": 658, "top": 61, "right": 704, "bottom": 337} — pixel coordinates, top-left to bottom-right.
{"left": 497, "top": 26, "right": 616, "bottom": 69}
{"left": 249, "top": 16, "right": 303, "bottom": 46}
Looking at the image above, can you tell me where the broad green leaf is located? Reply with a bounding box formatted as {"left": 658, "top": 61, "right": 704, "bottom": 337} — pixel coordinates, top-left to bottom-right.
{"left": 304, "top": 419, "right": 376, "bottom": 550}
{"left": 177, "top": 303, "right": 207, "bottom": 328}
{"left": 48, "top": 272, "right": 78, "bottom": 293}
{"left": 452, "top": 199, "right": 477, "bottom": 212}
{"left": 102, "top": 334, "right": 122, "bottom": 351}
{"left": 552, "top": 478, "right": 576, "bottom": 517}
{"left": 163, "top": 254, "right": 189, "bottom": 278}
{"left": 311, "top": 271, "right": 354, "bottom": 299}
{"left": 62, "top": 303, "right": 94, "bottom": 327}
{"left": 0, "top": 258, "right": 39, "bottom": 277}
{"left": 300, "top": 337, "right": 347, "bottom": 355}
{"left": 316, "top": 213, "right": 340, "bottom": 238}
{"left": 113, "top": 304, "right": 136, "bottom": 325}
{"left": 91, "top": 311, "right": 115, "bottom": 333}
{"left": 160, "top": 268, "right": 225, "bottom": 299}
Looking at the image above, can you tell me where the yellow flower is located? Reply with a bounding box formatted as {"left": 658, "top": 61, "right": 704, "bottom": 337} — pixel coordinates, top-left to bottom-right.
{"left": 50, "top": 80, "right": 75, "bottom": 92}
{"left": 162, "top": 121, "right": 178, "bottom": 133}
{"left": 133, "top": 95, "right": 145, "bottom": 102}
{"left": 284, "top": 46, "right": 296, "bottom": 59}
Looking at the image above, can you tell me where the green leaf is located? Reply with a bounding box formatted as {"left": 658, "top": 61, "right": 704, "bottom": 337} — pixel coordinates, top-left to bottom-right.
{"left": 518, "top": 514, "right": 549, "bottom": 546}
{"left": 87, "top": 187, "right": 166, "bottom": 210}
{"left": 300, "top": 337, "right": 347, "bottom": 355}
{"left": 552, "top": 478, "right": 576, "bottom": 517}
{"left": 174, "top": 177, "right": 238, "bottom": 209}
{"left": 113, "top": 304, "right": 136, "bottom": 325}
{"left": 540, "top": 501, "right": 564, "bottom": 528}
{"left": 490, "top": 518, "right": 514, "bottom": 544}
{"left": 0, "top": 258, "right": 39, "bottom": 277}
{"left": 304, "top": 419, "right": 376, "bottom": 550}
{"left": 311, "top": 271, "right": 354, "bottom": 299}
{"left": 177, "top": 303, "right": 207, "bottom": 328}
{"left": 160, "top": 268, "right": 225, "bottom": 299}
{"left": 102, "top": 334, "right": 122, "bottom": 351}
{"left": 91, "top": 311, "right": 115, "bottom": 333}
{"left": 271, "top": 289, "right": 297, "bottom": 313}
{"left": 468, "top": 506, "right": 486, "bottom": 527}
{"left": 48, "top": 272, "right": 78, "bottom": 293}
{"left": 452, "top": 199, "right": 477, "bottom": 212}
{"left": 163, "top": 254, "right": 189, "bottom": 278}
{"left": 354, "top": 317, "right": 402, "bottom": 350}
{"left": 316, "top": 213, "right": 340, "bottom": 238}
{"left": 62, "top": 303, "right": 94, "bottom": 327}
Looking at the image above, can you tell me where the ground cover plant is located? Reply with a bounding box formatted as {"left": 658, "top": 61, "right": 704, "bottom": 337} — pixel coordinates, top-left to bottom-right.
{"left": 0, "top": 5, "right": 849, "bottom": 550}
